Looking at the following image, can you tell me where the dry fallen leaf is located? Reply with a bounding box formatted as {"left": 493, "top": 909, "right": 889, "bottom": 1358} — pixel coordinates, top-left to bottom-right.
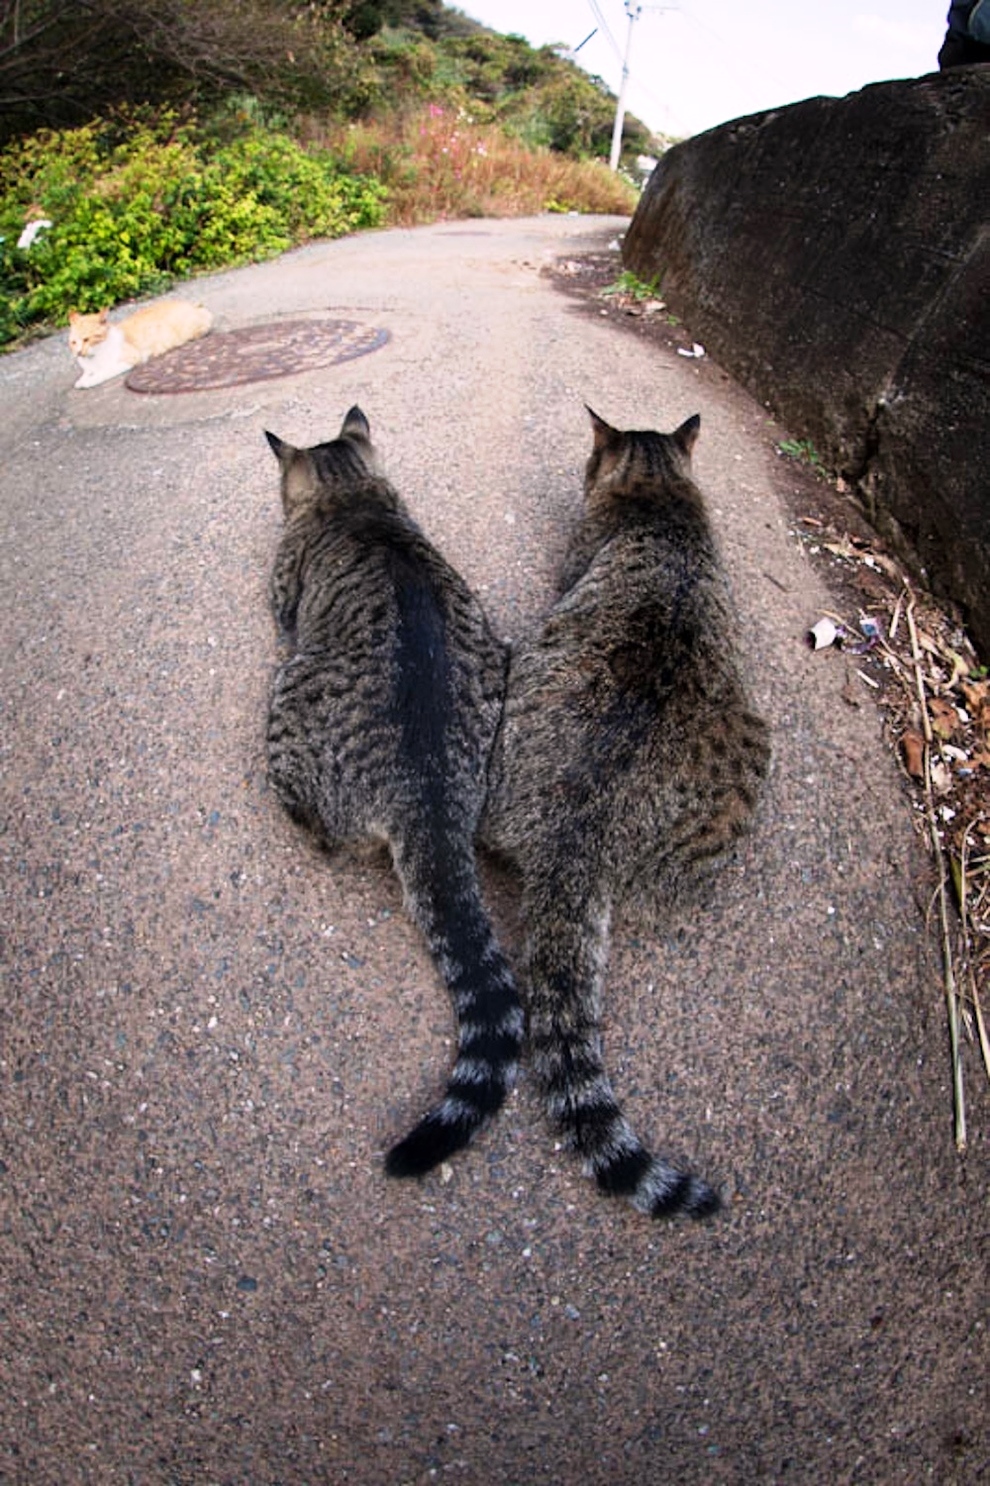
{"left": 961, "top": 680, "right": 990, "bottom": 736}
{"left": 901, "top": 729, "right": 926, "bottom": 778}
{"left": 929, "top": 696, "right": 961, "bottom": 740}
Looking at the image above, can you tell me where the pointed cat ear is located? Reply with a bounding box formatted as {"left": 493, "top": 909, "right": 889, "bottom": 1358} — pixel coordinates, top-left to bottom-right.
{"left": 340, "top": 405, "right": 371, "bottom": 442}
{"left": 265, "top": 430, "right": 294, "bottom": 464}
{"left": 673, "top": 414, "right": 701, "bottom": 456}
{"left": 586, "top": 406, "right": 620, "bottom": 451}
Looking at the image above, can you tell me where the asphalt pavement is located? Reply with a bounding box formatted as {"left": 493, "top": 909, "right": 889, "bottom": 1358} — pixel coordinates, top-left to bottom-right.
{"left": 1, "top": 215, "right": 986, "bottom": 1484}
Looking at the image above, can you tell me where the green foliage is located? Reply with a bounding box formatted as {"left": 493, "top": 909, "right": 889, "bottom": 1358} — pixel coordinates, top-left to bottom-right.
{"left": 778, "top": 437, "right": 827, "bottom": 475}
{"left": 500, "top": 68, "right": 610, "bottom": 158}
{"left": 0, "top": 111, "right": 385, "bottom": 345}
{"left": 603, "top": 270, "right": 662, "bottom": 301}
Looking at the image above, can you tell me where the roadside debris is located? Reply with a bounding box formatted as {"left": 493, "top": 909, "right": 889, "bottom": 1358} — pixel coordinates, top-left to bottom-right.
{"left": 807, "top": 616, "right": 840, "bottom": 650}
{"left": 797, "top": 515, "right": 990, "bottom": 1147}
{"left": 16, "top": 215, "right": 52, "bottom": 250}
{"left": 806, "top": 614, "right": 882, "bottom": 653}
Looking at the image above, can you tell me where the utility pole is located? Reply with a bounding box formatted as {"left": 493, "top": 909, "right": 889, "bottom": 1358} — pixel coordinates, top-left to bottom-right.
{"left": 608, "top": 3, "right": 679, "bottom": 172}
{"left": 609, "top": 2, "right": 640, "bottom": 172}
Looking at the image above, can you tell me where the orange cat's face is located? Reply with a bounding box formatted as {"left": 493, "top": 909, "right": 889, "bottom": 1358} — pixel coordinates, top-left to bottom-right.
{"left": 68, "top": 309, "right": 110, "bottom": 357}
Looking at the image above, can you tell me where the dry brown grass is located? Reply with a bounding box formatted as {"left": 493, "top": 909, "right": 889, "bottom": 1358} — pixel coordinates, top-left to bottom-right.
{"left": 312, "top": 105, "right": 637, "bottom": 225}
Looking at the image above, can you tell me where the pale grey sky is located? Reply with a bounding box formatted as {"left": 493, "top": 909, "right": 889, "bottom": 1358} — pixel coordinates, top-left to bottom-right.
{"left": 460, "top": 0, "right": 948, "bottom": 139}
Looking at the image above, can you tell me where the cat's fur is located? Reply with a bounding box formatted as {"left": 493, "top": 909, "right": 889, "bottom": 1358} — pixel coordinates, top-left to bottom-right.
{"left": 68, "top": 300, "right": 212, "bottom": 388}
{"left": 482, "top": 408, "right": 770, "bottom": 1220}
{"left": 265, "top": 406, "right": 523, "bottom": 1176}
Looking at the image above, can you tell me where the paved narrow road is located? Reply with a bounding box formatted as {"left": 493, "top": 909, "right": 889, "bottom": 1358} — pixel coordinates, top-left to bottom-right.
{"left": 1, "top": 216, "right": 986, "bottom": 1484}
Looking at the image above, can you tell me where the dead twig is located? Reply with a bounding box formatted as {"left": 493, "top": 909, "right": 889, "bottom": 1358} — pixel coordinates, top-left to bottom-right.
{"left": 959, "top": 821, "right": 990, "bottom": 1085}
{"left": 906, "top": 595, "right": 967, "bottom": 1152}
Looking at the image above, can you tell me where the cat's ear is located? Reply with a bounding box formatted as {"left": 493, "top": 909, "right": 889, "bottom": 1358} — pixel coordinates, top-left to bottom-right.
{"left": 97, "top": 308, "right": 109, "bottom": 324}
{"left": 341, "top": 405, "right": 371, "bottom": 443}
{"left": 265, "top": 430, "right": 293, "bottom": 464}
{"left": 266, "top": 432, "right": 316, "bottom": 514}
{"left": 586, "top": 406, "right": 620, "bottom": 451}
{"left": 673, "top": 414, "right": 701, "bottom": 457}
{"left": 68, "top": 311, "right": 80, "bottom": 326}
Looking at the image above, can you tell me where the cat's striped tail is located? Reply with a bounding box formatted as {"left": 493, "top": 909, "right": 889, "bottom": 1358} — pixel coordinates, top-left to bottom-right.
{"left": 385, "top": 841, "right": 524, "bottom": 1178}
{"left": 524, "top": 877, "right": 719, "bottom": 1220}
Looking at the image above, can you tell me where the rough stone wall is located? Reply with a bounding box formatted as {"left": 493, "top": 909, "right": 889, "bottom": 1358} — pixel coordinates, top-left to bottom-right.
{"left": 623, "top": 69, "right": 990, "bottom": 656}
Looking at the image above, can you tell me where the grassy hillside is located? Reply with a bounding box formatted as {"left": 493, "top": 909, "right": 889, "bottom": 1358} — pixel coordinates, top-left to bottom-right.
{"left": 0, "top": 0, "right": 664, "bottom": 160}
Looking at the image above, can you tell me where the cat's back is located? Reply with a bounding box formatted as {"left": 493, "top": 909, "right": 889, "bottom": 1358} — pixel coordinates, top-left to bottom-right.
{"left": 285, "top": 487, "right": 431, "bottom": 661}
{"left": 283, "top": 482, "right": 507, "bottom": 787}
{"left": 121, "top": 299, "right": 212, "bottom": 356}
{"left": 295, "top": 489, "right": 500, "bottom": 664}
{"left": 517, "top": 496, "right": 734, "bottom": 714}
{"left": 490, "top": 412, "right": 768, "bottom": 871}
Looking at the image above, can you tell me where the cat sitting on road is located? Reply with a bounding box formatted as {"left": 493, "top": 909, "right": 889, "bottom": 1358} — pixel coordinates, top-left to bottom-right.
{"left": 265, "top": 406, "right": 523, "bottom": 1176}
{"left": 68, "top": 300, "right": 212, "bottom": 388}
{"left": 482, "top": 408, "right": 770, "bottom": 1220}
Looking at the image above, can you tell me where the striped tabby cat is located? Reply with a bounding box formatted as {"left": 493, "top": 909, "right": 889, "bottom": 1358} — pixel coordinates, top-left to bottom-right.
{"left": 482, "top": 409, "right": 770, "bottom": 1219}
{"left": 265, "top": 407, "right": 523, "bottom": 1175}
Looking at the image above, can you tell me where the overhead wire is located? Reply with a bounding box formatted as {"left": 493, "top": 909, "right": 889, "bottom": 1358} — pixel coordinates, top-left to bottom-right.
{"left": 674, "top": 1, "right": 805, "bottom": 100}
{"left": 599, "top": 0, "right": 794, "bottom": 139}
{"left": 586, "top": 0, "right": 624, "bottom": 64}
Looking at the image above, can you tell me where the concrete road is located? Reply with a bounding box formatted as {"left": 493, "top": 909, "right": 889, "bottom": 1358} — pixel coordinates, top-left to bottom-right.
{"left": 1, "top": 216, "right": 986, "bottom": 1484}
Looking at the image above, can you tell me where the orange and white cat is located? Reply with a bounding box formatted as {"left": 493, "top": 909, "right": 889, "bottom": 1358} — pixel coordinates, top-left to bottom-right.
{"left": 68, "top": 300, "right": 213, "bottom": 388}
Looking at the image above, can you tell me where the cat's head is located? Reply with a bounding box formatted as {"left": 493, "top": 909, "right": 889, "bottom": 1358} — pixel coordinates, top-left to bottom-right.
{"left": 68, "top": 309, "right": 111, "bottom": 357}
{"left": 584, "top": 408, "right": 700, "bottom": 511}
{"left": 265, "top": 405, "right": 381, "bottom": 519}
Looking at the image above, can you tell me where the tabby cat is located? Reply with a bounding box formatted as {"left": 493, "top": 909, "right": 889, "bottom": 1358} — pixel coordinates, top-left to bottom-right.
{"left": 265, "top": 406, "right": 523, "bottom": 1175}
{"left": 482, "top": 408, "right": 770, "bottom": 1219}
{"left": 68, "top": 300, "right": 212, "bottom": 388}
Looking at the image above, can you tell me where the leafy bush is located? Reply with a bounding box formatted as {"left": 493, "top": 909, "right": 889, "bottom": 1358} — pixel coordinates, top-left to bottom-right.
{"left": 0, "top": 110, "right": 385, "bottom": 346}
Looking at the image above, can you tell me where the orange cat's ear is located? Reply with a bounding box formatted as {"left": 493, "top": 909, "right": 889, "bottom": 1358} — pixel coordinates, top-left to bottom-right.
{"left": 98, "top": 308, "right": 110, "bottom": 324}
{"left": 68, "top": 311, "right": 80, "bottom": 325}
{"left": 673, "top": 413, "right": 701, "bottom": 457}
{"left": 586, "top": 406, "right": 620, "bottom": 452}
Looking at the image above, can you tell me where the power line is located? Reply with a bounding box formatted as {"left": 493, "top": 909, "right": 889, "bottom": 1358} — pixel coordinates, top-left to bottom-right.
{"left": 675, "top": 0, "right": 796, "bottom": 98}
{"left": 587, "top": 0, "right": 623, "bottom": 64}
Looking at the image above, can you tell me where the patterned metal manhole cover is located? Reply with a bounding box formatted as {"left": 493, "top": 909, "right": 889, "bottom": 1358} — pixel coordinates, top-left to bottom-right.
{"left": 125, "top": 318, "right": 390, "bottom": 394}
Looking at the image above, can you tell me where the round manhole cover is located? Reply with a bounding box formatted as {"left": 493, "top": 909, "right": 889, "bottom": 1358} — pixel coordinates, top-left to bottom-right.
{"left": 125, "top": 318, "right": 390, "bottom": 394}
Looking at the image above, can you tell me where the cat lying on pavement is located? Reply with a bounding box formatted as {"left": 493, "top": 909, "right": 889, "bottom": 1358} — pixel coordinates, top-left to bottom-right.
{"left": 68, "top": 300, "right": 212, "bottom": 388}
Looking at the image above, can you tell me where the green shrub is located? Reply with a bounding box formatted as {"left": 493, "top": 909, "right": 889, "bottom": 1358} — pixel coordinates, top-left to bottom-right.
{"left": 0, "top": 110, "right": 385, "bottom": 347}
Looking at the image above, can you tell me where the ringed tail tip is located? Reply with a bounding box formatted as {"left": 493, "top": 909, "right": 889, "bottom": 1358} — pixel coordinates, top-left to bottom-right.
{"left": 385, "top": 1105, "right": 486, "bottom": 1179}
